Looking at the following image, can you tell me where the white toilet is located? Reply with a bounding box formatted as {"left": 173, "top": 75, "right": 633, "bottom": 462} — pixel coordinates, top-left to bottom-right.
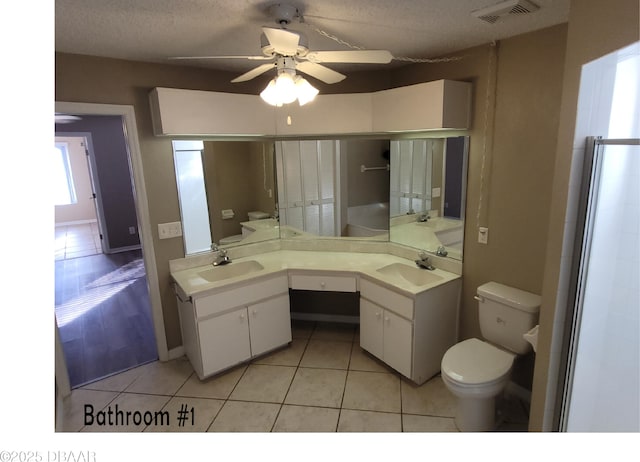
{"left": 441, "top": 281, "right": 541, "bottom": 431}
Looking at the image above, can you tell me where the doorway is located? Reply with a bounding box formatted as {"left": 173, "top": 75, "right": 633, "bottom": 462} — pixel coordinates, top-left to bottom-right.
{"left": 54, "top": 105, "right": 165, "bottom": 390}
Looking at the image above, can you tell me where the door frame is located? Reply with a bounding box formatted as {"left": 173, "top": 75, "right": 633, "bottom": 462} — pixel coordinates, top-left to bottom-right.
{"left": 54, "top": 103, "right": 168, "bottom": 386}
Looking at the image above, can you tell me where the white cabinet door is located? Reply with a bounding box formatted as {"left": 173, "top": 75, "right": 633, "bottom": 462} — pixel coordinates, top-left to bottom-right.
{"left": 383, "top": 309, "right": 413, "bottom": 378}
{"left": 248, "top": 294, "right": 292, "bottom": 357}
{"left": 360, "top": 298, "right": 384, "bottom": 361}
{"left": 198, "top": 308, "right": 251, "bottom": 376}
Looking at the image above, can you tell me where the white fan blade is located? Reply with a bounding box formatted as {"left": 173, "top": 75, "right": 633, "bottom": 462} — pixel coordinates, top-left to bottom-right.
{"left": 168, "top": 55, "right": 272, "bottom": 60}
{"left": 262, "top": 27, "right": 300, "bottom": 55}
{"left": 231, "top": 63, "right": 275, "bottom": 83}
{"left": 296, "top": 61, "right": 346, "bottom": 84}
{"left": 305, "top": 50, "right": 393, "bottom": 64}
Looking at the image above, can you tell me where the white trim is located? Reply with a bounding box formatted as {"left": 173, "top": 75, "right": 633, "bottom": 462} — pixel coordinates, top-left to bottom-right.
{"left": 167, "top": 346, "right": 186, "bottom": 361}
{"left": 54, "top": 219, "right": 98, "bottom": 227}
{"left": 106, "top": 244, "right": 143, "bottom": 254}
{"left": 55, "top": 102, "right": 169, "bottom": 366}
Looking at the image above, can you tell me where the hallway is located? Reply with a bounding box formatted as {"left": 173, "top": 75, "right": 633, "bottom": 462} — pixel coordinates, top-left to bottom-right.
{"left": 54, "top": 224, "right": 157, "bottom": 387}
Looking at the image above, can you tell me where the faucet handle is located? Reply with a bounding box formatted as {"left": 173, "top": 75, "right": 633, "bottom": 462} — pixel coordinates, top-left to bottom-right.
{"left": 418, "top": 250, "right": 429, "bottom": 261}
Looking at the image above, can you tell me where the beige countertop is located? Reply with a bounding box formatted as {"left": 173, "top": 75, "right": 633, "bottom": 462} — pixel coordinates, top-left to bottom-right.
{"left": 171, "top": 249, "right": 460, "bottom": 299}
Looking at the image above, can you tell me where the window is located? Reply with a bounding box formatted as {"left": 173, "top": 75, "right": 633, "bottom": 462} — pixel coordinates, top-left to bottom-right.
{"left": 53, "top": 142, "right": 77, "bottom": 205}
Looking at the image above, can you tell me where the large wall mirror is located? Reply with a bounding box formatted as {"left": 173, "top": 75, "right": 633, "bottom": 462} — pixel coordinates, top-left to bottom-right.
{"left": 172, "top": 135, "right": 468, "bottom": 260}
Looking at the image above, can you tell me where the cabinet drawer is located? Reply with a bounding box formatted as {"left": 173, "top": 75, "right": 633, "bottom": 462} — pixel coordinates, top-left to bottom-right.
{"left": 194, "top": 274, "right": 288, "bottom": 319}
{"left": 289, "top": 273, "right": 357, "bottom": 292}
{"left": 360, "top": 278, "right": 413, "bottom": 319}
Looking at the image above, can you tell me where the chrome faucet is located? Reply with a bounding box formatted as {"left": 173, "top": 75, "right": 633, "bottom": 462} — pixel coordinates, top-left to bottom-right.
{"left": 211, "top": 243, "right": 231, "bottom": 266}
{"left": 415, "top": 251, "right": 435, "bottom": 270}
{"left": 436, "top": 245, "right": 448, "bottom": 257}
{"left": 416, "top": 212, "right": 430, "bottom": 222}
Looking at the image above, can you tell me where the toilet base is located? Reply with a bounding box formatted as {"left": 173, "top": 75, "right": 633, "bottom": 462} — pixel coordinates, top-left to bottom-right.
{"left": 454, "top": 396, "right": 496, "bottom": 432}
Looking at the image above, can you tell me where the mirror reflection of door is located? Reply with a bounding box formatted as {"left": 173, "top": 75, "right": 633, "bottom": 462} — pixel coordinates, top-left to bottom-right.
{"left": 443, "top": 137, "right": 467, "bottom": 219}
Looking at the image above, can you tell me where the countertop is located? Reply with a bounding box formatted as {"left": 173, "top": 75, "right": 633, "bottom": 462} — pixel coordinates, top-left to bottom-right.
{"left": 171, "top": 249, "right": 460, "bottom": 299}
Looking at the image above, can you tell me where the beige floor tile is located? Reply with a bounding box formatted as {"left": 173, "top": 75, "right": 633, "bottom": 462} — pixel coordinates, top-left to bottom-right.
{"left": 284, "top": 367, "right": 347, "bottom": 408}
{"left": 175, "top": 365, "right": 246, "bottom": 399}
{"left": 82, "top": 392, "right": 171, "bottom": 432}
{"left": 401, "top": 375, "right": 456, "bottom": 417}
{"left": 272, "top": 405, "right": 339, "bottom": 432}
{"left": 337, "top": 409, "right": 402, "bottom": 432}
{"left": 125, "top": 358, "right": 193, "bottom": 396}
{"left": 145, "top": 397, "right": 224, "bottom": 432}
{"left": 208, "top": 401, "right": 280, "bottom": 432}
{"left": 311, "top": 322, "right": 356, "bottom": 342}
{"left": 349, "top": 344, "right": 392, "bottom": 373}
{"left": 229, "top": 364, "right": 296, "bottom": 403}
{"left": 342, "top": 370, "right": 401, "bottom": 413}
{"left": 253, "top": 338, "right": 308, "bottom": 366}
{"left": 402, "top": 414, "right": 458, "bottom": 432}
{"left": 56, "top": 389, "right": 119, "bottom": 432}
{"left": 300, "top": 339, "right": 352, "bottom": 369}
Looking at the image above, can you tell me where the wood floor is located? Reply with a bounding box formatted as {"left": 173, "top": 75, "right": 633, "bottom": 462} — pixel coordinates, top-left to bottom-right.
{"left": 55, "top": 248, "right": 158, "bottom": 388}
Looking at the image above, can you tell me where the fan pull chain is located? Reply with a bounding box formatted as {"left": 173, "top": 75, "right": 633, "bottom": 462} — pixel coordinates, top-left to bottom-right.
{"left": 303, "top": 21, "right": 465, "bottom": 63}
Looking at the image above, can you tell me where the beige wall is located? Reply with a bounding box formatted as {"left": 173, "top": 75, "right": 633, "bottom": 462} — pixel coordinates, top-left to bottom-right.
{"left": 203, "top": 141, "right": 276, "bottom": 244}
{"left": 530, "top": 0, "right": 640, "bottom": 431}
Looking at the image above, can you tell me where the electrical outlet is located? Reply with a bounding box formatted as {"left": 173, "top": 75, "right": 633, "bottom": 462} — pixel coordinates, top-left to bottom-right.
{"left": 158, "top": 221, "right": 183, "bottom": 239}
{"left": 129, "top": 226, "right": 136, "bottom": 235}
{"left": 432, "top": 187, "right": 441, "bottom": 198}
{"left": 478, "top": 227, "right": 489, "bottom": 244}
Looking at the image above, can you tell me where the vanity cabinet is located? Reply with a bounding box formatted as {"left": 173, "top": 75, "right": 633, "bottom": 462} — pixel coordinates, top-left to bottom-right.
{"left": 176, "top": 274, "right": 291, "bottom": 379}
{"left": 359, "top": 277, "right": 461, "bottom": 385}
{"left": 360, "top": 298, "right": 412, "bottom": 378}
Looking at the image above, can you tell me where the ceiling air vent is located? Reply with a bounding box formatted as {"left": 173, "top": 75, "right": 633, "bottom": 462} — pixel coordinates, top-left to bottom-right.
{"left": 472, "top": 0, "right": 540, "bottom": 24}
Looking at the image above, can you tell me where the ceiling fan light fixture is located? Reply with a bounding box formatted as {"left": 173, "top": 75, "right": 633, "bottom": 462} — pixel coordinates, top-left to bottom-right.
{"left": 295, "top": 76, "right": 319, "bottom": 106}
{"left": 260, "top": 71, "right": 319, "bottom": 107}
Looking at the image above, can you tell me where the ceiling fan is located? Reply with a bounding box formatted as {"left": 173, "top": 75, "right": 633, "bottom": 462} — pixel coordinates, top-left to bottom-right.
{"left": 169, "top": 3, "right": 393, "bottom": 105}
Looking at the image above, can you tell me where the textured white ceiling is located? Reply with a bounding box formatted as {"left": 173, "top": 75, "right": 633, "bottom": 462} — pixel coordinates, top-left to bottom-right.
{"left": 55, "top": 0, "right": 570, "bottom": 76}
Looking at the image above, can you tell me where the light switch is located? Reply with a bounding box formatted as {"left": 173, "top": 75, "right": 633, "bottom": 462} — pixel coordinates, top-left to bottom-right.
{"left": 432, "top": 187, "right": 441, "bottom": 198}
{"left": 158, "top": 221, "right": 183, "bottom": 239}
{"left": 478, "top": 227, "right": 489, "bottom": 244}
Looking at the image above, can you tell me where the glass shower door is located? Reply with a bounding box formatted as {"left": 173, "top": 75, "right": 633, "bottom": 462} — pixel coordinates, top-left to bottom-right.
{"left": 560, "top": 138, "right": 640, "bottom": 431}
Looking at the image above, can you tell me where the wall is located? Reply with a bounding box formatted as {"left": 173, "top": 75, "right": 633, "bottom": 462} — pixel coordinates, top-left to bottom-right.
{"left": 203, "top": 141, "right": 276, "bottom": 244}
{"left": 390, "top": 23, "right": 568, "bottom": 365}
{"left": 344, "top": 139, "right": 390, "bottom": 207}
{"left": 54, "top": 136, "right": 96, "bottom": 224}
{"left": 530, "top": 0, "right": 640, "bottom": 431}
{"left": 54, "top": 115, "right": 140, "bottom": 250}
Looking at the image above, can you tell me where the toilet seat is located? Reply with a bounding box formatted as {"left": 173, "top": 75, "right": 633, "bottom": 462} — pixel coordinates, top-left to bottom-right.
{"left": 442, "top": 338, "right": 515, "bottom": 385}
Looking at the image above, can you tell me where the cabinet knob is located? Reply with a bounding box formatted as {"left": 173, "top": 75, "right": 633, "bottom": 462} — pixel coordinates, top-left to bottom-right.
{"left": 252, "top": 309, "right": 257, "bottom": 317}
{"left": 375, "top": 312, "right": 381, "bottom": 318}
{"left": 239, "top": 313, "right": 246, "bottom": 320}
{"left": 320, "top": 282, "right": 326, "bottom": 289}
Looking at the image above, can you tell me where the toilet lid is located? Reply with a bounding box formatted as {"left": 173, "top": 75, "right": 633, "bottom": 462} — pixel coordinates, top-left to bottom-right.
{"left": 442, "top": 338, "right": 515, "bottom": 385}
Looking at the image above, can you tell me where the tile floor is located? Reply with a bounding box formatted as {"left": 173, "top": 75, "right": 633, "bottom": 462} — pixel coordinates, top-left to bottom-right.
{"left": 55, "top": 222, "right": 101, "bottom": 260}
{"left": 56, "top": 321, "right": 530, "bottom": 432}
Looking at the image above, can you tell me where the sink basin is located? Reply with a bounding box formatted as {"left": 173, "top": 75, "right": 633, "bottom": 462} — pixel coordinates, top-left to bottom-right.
{"left": 376, "top": 263, "right": 443, "bottom": 286}
{"left": 198, "top": 260, "right": 264, "bottom": 282}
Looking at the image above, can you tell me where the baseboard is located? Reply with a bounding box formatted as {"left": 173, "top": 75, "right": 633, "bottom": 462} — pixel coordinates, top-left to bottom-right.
{"left": 105, "top": 244, "right": 142, "bottom": 254}
{"left": 55, "top": 219, "right": 98, "bottom": 227}
{"left": 291, "top": 312, "right": 360, "bottom": 324}
{"left": 167, "top": 346, "right": 185, "bottom": 361}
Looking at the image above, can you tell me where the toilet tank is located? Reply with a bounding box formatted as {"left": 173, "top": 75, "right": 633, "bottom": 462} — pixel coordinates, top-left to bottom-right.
{"left": 477, "top": 282, "right": 541, "bottom": 354}
{"left": 248, "top": 211, "right": 270, "bottom": 221}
